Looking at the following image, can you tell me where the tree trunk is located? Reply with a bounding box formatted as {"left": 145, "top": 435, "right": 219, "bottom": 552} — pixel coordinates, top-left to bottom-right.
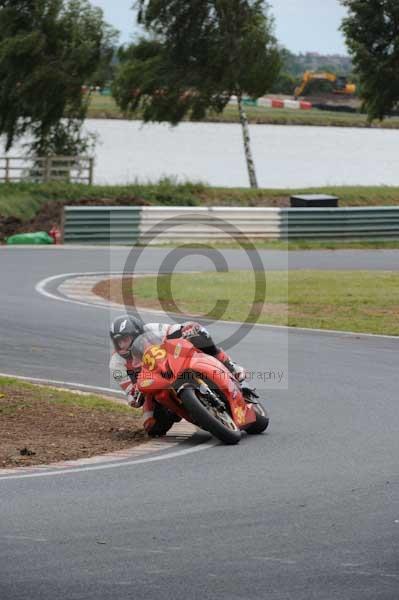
{"left": 237, "top": 91, "right": 258, "bottom": 189}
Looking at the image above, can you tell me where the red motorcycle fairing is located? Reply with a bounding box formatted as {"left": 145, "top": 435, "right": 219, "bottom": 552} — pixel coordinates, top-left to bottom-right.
{"left": 137, "top": 338, "right": 257, "bottom": 430}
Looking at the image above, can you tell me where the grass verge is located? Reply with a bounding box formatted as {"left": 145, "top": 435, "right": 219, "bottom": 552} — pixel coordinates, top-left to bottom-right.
{"left": 0, "top": 377, "right": 133, "bottom": 413}
{"left": 151, "top": 240, "right": 399, "bottom": 250}
{"left": 94, "top": 271, "right": 399, "bottom": 336}
{"left": 3, "top": 181, "right": 399, "bottom": 247}
{"left": 2, "top": 181, "right": 399, "bottom": 219}
{"left": 0, "top": 377, "right": 144, "bottom": 468}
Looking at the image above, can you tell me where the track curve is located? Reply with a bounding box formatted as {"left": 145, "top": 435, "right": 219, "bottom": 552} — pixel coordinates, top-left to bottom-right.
{"left": 0, "top": 247, "right": 398, "bottom": 600}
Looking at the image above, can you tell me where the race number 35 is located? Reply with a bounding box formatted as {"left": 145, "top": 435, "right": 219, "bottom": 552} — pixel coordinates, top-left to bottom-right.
{"left": 143, "top": 346, "right": 167, "bottom": 371}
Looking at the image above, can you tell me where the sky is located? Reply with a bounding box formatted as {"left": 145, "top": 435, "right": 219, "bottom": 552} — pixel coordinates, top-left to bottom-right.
{"left": 91, "top": 0, "right": 349, "bottom": 55}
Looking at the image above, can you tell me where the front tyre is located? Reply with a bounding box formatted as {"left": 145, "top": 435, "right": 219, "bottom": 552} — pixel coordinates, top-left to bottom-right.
{"left": 245, "top": 402, "right": 269, "bottom": 435}
{"left": 180, "top": 387, "right": 241, "bottom": 445}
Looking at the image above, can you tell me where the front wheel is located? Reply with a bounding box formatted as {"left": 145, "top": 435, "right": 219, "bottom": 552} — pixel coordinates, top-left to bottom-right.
{"left": 180, "top": 387, "right": 241, "bottom": 445}
{"left": 245, "top": 402, "right": 269, "bottom": 435}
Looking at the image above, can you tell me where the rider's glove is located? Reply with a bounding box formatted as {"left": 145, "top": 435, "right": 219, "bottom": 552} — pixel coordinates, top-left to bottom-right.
{"left": 129, "top": 389, "right": 145, "bottom": 408}
{"left": 181, "top": 322, "right": 202, "bottom": 339}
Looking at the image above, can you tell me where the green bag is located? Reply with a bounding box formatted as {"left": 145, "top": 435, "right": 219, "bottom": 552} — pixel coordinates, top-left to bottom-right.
{"left": 6, "top": 232, "right": 54, "bottom": 245}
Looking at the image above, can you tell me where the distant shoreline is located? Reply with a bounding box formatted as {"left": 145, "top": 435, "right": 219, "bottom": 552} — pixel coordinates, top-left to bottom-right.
{"left": 87, "top": 95, "right": 399, "bottom": 130}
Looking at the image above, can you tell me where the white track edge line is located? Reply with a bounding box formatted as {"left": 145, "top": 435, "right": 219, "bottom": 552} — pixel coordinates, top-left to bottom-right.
{"left": 0, "top": 373, "right": 124, "bottom": 396}
{"left": 0, "top": 373, "right": 204, "bottom": 480}
{"left": 0, "top": 441, "right": 217, "bottom": 481}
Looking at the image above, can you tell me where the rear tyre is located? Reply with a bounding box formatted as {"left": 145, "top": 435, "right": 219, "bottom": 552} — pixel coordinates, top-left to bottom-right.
{"left": 245, "top": 402, "right": 270, "bottom": 435}
{"left": 180, "top": 387, "right": 241, "bottom": 445}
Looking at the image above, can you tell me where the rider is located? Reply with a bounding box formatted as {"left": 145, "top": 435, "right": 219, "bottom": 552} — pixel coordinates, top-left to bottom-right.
{"left": 109, "top": 315, "right": 246, "bottom": 437}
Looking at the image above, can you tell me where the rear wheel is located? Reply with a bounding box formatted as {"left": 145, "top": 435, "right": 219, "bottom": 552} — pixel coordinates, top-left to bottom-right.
{"left": 245, "top": 401, "right": 269, "bottom": 435}
{"left": 180, "top": 386, "right": 241, "bottom": 445}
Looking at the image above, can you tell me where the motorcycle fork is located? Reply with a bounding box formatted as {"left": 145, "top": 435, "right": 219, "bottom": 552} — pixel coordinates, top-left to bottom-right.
{"left": 173, "top": 372, "right": 227, "bottom": 414}
{"left": 194, "top": 378, "right": 227, "bottom": 412}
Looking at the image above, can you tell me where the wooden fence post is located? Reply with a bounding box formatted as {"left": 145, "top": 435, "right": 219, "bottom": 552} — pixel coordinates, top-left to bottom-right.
{"left": 44, "top": 157, "right": 51, "bottom": 182}
{"left": 5, "top": 157, "right": 10, "bottom": 183}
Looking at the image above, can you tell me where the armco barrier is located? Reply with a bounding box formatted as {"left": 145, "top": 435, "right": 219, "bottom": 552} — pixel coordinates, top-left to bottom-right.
{"left": 280, "top": 207, "right": 399, "bottom": 240}
{"left": 63, "top": 206, "right": 141, "bottom": 244}
{"left": 63, "top": 206, "right": 399, "bottom": 244}
{"left": 139, "top": 207, "right": 281, "bottom": 243}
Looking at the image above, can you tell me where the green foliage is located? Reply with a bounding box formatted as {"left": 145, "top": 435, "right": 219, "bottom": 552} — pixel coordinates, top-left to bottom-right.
{"left": 113, "top": 1, "right": 281, "bottom": 123}
{"left": 341, "top": 0, "right": 399, "bottom": 120}
{"left": 0, "top": 178, "right": 206, "bottom": 219}
{"left": 29, "top": 118, "right": 97, "bottom": 157}
{"left": 0, "top": 0, "right": 117, "bottom": 153}
{"left": 270, "top": 72, "right": 297, "bottom": 95}
{"left": 2, "top": 182, "right": 399, "bottom": 222}
{"left": 89, "top": 35, "right": 118, "bottom": 89}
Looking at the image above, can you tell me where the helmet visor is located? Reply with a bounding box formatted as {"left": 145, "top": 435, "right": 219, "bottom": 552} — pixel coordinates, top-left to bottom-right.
{"left": 115, "top": 334, "right": 134, "bottom": 353}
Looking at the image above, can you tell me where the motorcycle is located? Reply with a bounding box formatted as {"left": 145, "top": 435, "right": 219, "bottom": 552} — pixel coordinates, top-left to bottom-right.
{"left": 135, "top": 334, "right": 269, "bottom": 445}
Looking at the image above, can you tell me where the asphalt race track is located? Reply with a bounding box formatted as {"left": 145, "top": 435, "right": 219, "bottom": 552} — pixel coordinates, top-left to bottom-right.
{"left": 1, "top": 247, "right": 398, "bottom": 600}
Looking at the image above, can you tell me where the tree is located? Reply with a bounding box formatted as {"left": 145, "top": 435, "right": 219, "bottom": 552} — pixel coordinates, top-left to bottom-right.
{"left": 341, "top": 0, "right": 399, "bottom": 120}
{"left": 113, "top": 1, "right": 280, "bottom": 188}
{"left": 0, "top": 0, "right": 117, "bottom": 156}
{"left": 270, "top": 72, "right": 297, "bottom": 96}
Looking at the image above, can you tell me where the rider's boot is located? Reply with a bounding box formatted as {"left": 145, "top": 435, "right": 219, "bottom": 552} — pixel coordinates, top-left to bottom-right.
{"left": 144, "top": 404, "right": 182, "bottom": 438}
{"left": 215, "top": 350, "right": 246, "bottom": 382}
{"left": 241, "top": 385, "right": 260, "bottom": 403}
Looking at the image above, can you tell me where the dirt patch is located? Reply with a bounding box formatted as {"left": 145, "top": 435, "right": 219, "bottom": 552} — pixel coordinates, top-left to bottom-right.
{"left": 93, "top": 277, "right": 201, "bottom": 315}
{"left": 0, "top": 196, "right": 149, "bottom": 242}
{"left": 0, "top": 382, "right": 147, "bottom": 468}
{"left": 0, "top": 216, "right": 22, "bottom": 241}
{"left": 359, "top": 306, "right": 399, "bottom": 317}
{"left": 254, "top": 302, "right": 288, "bottom": 319}
{"left": 93, "top": 278, "right": 290, "bottom": 321}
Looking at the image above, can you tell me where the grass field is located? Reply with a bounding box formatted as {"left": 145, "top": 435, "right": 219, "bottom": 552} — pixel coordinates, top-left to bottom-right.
{"left": 87, "top": 93, "right": 399, "bottom": 130}
{"left": 120, "top": 271, "right": 399, "bottom": 336}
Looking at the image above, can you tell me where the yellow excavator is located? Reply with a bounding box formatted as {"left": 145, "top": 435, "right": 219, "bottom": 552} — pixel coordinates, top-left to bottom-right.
{"left": 294, "top": 71, "right": 356, "bottom": 99}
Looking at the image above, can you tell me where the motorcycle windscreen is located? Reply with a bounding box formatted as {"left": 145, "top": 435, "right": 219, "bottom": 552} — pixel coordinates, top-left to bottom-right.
{"left": 131, "top": 330, "right": 164, "bottom": 359}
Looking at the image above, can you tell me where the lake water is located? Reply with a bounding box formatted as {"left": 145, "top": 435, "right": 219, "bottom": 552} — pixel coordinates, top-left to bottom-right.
{"left": 85, "top": 119, "right": 399, "bottom": 188}
{"left": 7, "top": 119, "right": 399, "bottom": 188}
